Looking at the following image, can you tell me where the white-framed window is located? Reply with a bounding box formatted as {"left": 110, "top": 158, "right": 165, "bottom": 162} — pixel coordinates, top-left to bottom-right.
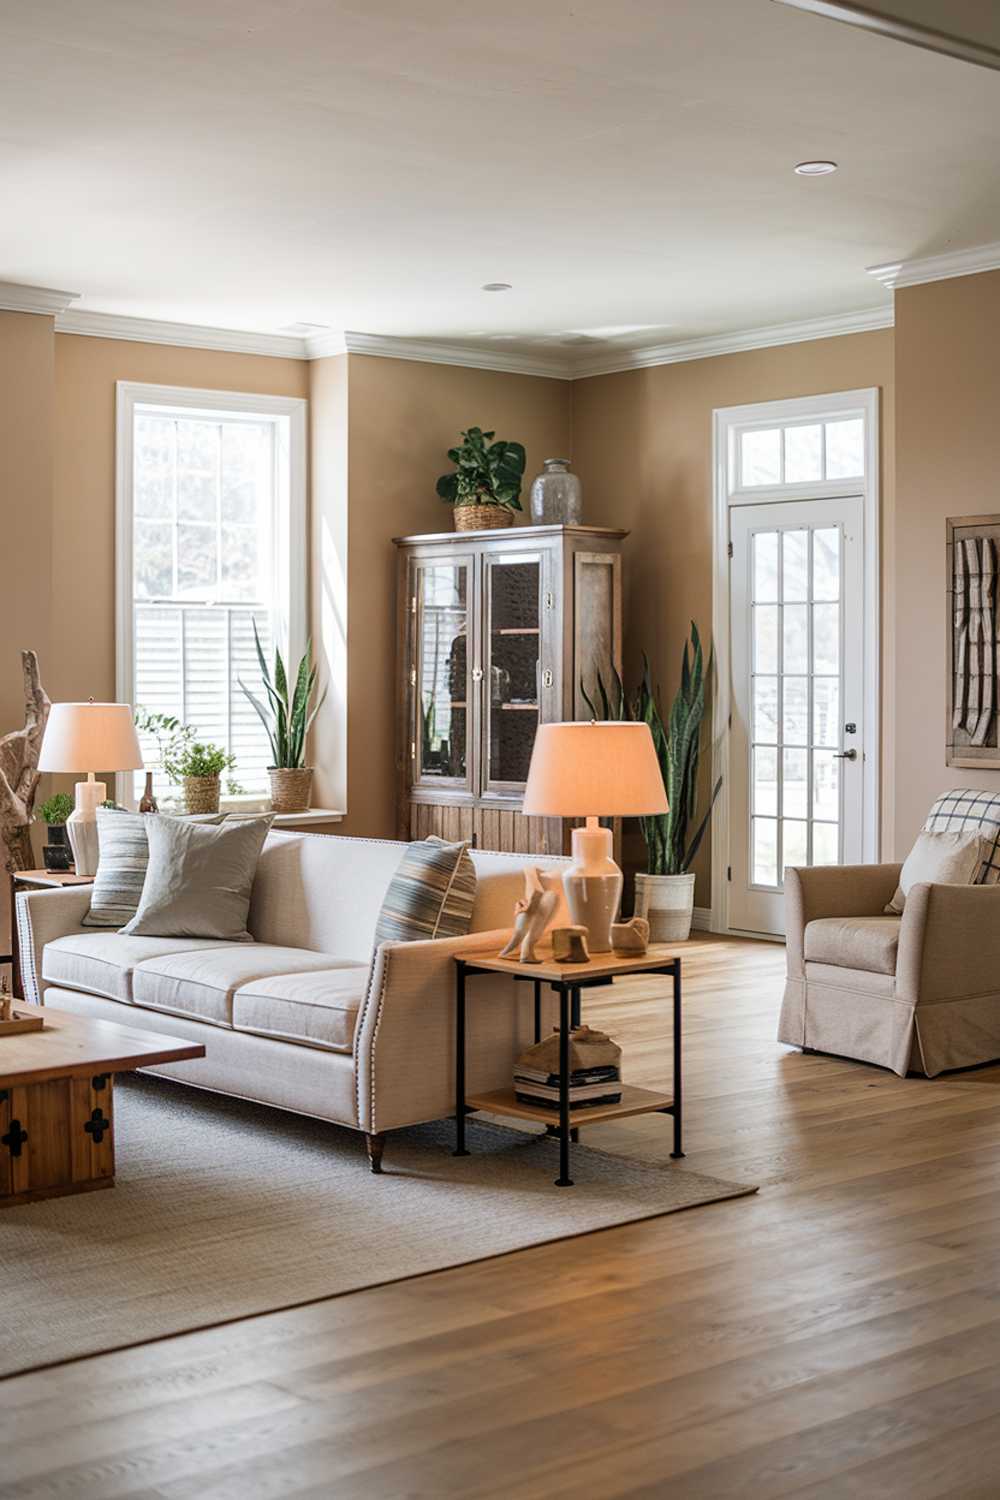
{"left": 116, "top": 382, "right": 307, "bottom": 808}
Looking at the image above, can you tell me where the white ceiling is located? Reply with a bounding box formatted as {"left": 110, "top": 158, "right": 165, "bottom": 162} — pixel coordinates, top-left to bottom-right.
{"left": 2, "top": 0, "right": 999, "bottom": 361}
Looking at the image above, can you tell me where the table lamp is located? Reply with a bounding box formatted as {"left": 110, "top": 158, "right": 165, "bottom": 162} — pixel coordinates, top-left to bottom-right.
{"left": 522, "top": 721, "right": 668, "bottom": 953}
{"left": 38, "top": 701, "right": 144, "bottom": 876}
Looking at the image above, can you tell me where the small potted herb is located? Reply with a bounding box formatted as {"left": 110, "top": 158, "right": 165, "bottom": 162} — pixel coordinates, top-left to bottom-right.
{"left": 38, "top": 793, "right": 74, "bottom": 871}
{"left": 436, "top": 426, "right": 526, "bottom": 531}
{"left": 165, "top": 740, "right": 240, "bottom": 815}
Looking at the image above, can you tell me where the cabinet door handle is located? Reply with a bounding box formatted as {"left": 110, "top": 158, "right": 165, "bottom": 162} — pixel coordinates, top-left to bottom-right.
{"left": 541, "top": 668, "right": 553, "bottom": 689}
{"left": 471, "top": 667, "right": 484, "bottom": 682}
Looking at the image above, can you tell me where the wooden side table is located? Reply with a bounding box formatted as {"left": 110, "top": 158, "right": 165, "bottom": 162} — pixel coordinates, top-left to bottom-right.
{"left": 453, "top": 944, "right": 683, "bottom": 1188}
{"left": 5, "top": 870, "right": 94, "bottom": 999}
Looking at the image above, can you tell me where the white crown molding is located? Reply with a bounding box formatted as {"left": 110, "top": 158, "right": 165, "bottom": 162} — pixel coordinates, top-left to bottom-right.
{"left": 337, "top": 329, "right": 572, "bottom": 378}
{"left": 0, "top": 280, "right": 79, "bottom": 316}
{"left": 568, "top": 305, "right": 894, "bottom": 378}
{"left": 55, "top": 308, "right": 309, "bottom": 359}
{"left": 39, "top": 300, "right": 895, "bottom": 377}
{"left": 867, "top": 240, "right": 1000, "bottom": 290}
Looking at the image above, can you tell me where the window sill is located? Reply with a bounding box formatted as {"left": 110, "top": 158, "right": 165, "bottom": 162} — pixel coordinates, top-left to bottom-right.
{"left": 218, "top": 807, "right": 345, "bottom": 828}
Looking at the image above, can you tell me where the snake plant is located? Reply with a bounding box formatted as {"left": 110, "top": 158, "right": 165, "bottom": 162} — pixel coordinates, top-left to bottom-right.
{"left": 239, "top": 622, "right": 326, "bottom": 769}
{"left": 581, "top": 622, "right": 721, "bottom": 876}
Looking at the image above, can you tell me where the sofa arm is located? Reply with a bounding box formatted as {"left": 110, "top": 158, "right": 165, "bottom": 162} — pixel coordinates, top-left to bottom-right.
{"left": 15, "top": 886, "right": 94, "bottom": 1005}
{"left": 896, "top": 882, "right": 1000, "bottom": 1005}
{"left": 785, "top": 863, "right": 902, "bottom": 978}
{"left": 354, "top": 927, "right": 554, "bottom": 1135}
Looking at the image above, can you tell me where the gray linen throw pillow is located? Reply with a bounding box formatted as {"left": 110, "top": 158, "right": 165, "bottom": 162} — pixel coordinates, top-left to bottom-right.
{"left": 120, "top": 814, "right": 273, "bottom": 941}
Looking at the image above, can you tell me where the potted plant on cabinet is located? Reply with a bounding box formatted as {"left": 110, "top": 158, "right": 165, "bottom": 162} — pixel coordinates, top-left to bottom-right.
{"left": 436, "top": 426, "right": 527, "bottom": 531}
{"left": 239, "top": 626, "right": 326, "bottom": 814}
{"left": 582, "top": 623, "right": 722, "bottom": 941}
{"left": 38, "top": 792, "right": 74, "bottom": 871}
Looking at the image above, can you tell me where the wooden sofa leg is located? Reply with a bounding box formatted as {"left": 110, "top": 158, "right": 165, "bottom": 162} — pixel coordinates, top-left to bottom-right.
{"left": 366, "top": 1132, "right": 386, "bottom": 1174}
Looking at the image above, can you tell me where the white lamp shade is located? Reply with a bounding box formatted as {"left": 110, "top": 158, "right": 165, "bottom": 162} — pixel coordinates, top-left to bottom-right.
{"left": 522, "top": 721, "right": 668, "bottom": 819}
{"left": 38, "top": 702, "right": 144, "bottom": 774}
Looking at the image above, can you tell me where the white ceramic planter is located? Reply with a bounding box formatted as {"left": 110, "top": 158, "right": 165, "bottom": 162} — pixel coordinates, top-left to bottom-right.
{"left": 634, "top": 871, "right": 696, "bottom": 943}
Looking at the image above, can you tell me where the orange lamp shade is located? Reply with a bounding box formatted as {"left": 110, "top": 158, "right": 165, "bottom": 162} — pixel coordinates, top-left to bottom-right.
{"left": 522, "top": 721, "right": 668, "bottom": 819}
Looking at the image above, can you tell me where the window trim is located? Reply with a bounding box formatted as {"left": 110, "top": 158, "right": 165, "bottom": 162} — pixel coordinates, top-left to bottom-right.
{"left": 115, "top": 380, "right": 308, "bottom": 809}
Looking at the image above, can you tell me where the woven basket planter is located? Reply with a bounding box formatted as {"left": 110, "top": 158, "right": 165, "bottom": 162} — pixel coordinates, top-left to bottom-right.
{"left": 269, "top": 767, "right": 314, "bottom": 814}
{"left": 454, "top": 504, "right": 514, "bottom": 532}
{"left": 182, "top": 775, "right": 221, "bottom": 815}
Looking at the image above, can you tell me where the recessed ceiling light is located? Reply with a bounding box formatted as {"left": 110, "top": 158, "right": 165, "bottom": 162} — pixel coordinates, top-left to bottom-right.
{"left": 481, "top": 282, "right": 512, "bottom": 292}
{"left": 794, "top": 160, "right": 838, "bottom": 176}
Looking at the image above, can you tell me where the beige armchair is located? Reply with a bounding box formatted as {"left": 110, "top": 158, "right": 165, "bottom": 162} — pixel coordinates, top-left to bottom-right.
{"left": 779, "top": 790, "right": 1000, "bottom": 1077}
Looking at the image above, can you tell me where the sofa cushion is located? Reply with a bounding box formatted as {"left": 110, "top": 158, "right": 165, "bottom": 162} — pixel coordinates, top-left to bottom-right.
{"left": 232, "top": 965, "right": 369, "bottom": 1054}
{"left": 804, "top": 916, "right": 902, "bottom": 976}
{"left": 131, "top": 945, "right": 346, "bottom": 1028}
{"left": 374, "top": 837, "right": 476, "bottom": 945}
{"left": 122, "top": 814, "right": 272, "bottom": 942}
{"left": 42, "top": 933, "right": 229, "bottom": 1004}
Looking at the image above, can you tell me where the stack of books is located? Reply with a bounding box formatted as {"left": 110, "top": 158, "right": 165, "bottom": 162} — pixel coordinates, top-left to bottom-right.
{"left": 514, "top": 1063, "right": 622, "bottom": 1112}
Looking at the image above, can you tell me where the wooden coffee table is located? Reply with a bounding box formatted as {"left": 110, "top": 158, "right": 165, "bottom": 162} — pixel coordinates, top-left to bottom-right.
{"left": 0, "top": 1003, "right": 205, "bottom": 1208}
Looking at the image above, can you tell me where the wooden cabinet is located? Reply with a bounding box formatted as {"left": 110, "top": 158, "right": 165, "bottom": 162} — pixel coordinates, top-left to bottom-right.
{"left": 395, "top": 524, "right": 626, "bottom": 854}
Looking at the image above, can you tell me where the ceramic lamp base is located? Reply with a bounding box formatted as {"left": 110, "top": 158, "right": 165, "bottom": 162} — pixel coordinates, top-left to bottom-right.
{"left": 66, "top": 774, "right": 106, "bottom": 877}
{"left": 563, "top": 819, "right": 623, "bottom": 954}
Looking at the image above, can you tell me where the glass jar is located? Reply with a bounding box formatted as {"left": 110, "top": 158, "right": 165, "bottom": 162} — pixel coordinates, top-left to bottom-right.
{"left": 529, "top": 458, "right": 582, "bottom": 525}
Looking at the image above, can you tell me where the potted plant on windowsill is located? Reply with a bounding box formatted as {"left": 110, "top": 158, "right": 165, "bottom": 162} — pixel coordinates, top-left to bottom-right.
{"left": 166, "top": 740, "right": 240, "bottom": 815}
{"left": 239, "top": 626, "right": 326, "bottom": 814}
{"left": 436, "top": 426, "right": 527, "bottom": 531}
{"left": 38, "top": 793, "right": 74, "bottom": 871}
{"left": 582, "top": 623, "right": 722, "bottom": 942}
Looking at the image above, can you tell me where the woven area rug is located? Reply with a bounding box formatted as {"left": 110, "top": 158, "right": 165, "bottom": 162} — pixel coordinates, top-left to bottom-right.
{"left": 0, "top": 1076, "right": 755, "bottom": 1378}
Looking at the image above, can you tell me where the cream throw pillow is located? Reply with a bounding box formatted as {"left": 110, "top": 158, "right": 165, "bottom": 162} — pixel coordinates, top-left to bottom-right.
{"left": 120, "top": 814, "right": 273, "bottom": 941}
{"left": 885, "top": 829, "right": 986, "bottom": 915}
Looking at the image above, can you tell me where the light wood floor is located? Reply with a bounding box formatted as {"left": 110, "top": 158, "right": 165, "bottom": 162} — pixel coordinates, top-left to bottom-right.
{"left": 6, "top": 936, "right": 1000, "bottom": 1498}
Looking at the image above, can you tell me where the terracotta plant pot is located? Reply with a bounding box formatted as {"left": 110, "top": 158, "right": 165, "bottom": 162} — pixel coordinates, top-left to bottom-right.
{"left": 182, "top": 774, "right": 221, "bottom": 815}
{"left": 269, "top": 767, "right": 314, "bottom": 814}
{"left": 453, "top": 504, "right": 514, "bottom": 532}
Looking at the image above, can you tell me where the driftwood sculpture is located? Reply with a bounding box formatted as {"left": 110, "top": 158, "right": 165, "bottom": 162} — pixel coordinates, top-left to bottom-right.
{"left": 0, "top": 651, "right": 51, "bottom": 874}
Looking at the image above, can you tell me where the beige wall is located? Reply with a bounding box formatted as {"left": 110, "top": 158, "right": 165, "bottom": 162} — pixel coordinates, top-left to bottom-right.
{"left": 892, "top": 270, "right": 1000, "bottom": 851}
{"left": 571, "top": 330, "right": 895, "bottom": 901}
{"left": 1, "top": 312, "right": 55, "bottom": 750}
{"left": 332, "top": 353, "right": 573, "bottom": 838}
{"left": 13, "top": 300, "right": 983, "bottom": 896}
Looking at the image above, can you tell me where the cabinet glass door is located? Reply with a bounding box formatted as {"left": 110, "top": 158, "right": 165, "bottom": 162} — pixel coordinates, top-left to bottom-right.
{"left": 483, "top": 552, "right": 542, "bottom": 793}
{"left": 413, "top": 558, "right": 471, "bottom": 788}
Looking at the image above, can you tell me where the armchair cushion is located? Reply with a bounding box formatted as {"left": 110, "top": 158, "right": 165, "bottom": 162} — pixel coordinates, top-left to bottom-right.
{"left": 884, "top": 828, "right": 987, "bottom": 914}
{"left": 804, "top": 915, "right": 901, "bottom": 975}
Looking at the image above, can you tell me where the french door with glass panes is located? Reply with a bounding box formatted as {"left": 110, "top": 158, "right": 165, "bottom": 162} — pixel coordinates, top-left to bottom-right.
{"left": 729, "top": 497, "right": 864, "bottom": 936}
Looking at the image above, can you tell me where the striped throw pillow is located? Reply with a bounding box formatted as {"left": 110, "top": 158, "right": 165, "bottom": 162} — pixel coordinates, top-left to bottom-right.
{"left": 373, "top": 837, "right": 477, "bottom": 945}
{"left": 83, "top": 808, "right": 150, "bottom": 928}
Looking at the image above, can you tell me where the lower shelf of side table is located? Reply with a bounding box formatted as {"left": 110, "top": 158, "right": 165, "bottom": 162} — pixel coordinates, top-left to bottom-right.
{"left": 464, "top": 1084, "right": 673, "bottom": 1129}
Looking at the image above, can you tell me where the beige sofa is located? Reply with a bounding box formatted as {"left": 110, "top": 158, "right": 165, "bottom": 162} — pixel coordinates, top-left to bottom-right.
{"left": 779, "top": 789, "right": 1000, "bottom": 1076}
{"left": 17, "top": 830, "right": 568, "bottom": 1169}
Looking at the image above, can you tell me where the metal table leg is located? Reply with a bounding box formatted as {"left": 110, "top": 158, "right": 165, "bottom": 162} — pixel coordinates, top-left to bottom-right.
{"left": 671, "top": 958, "right": 684, "bottom": 1159}
{"left": 555, "top": 983, "right": 573, "bottom": 1186}
{"left": 454, "top": 960, "right": 469, "bottom": 1156}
